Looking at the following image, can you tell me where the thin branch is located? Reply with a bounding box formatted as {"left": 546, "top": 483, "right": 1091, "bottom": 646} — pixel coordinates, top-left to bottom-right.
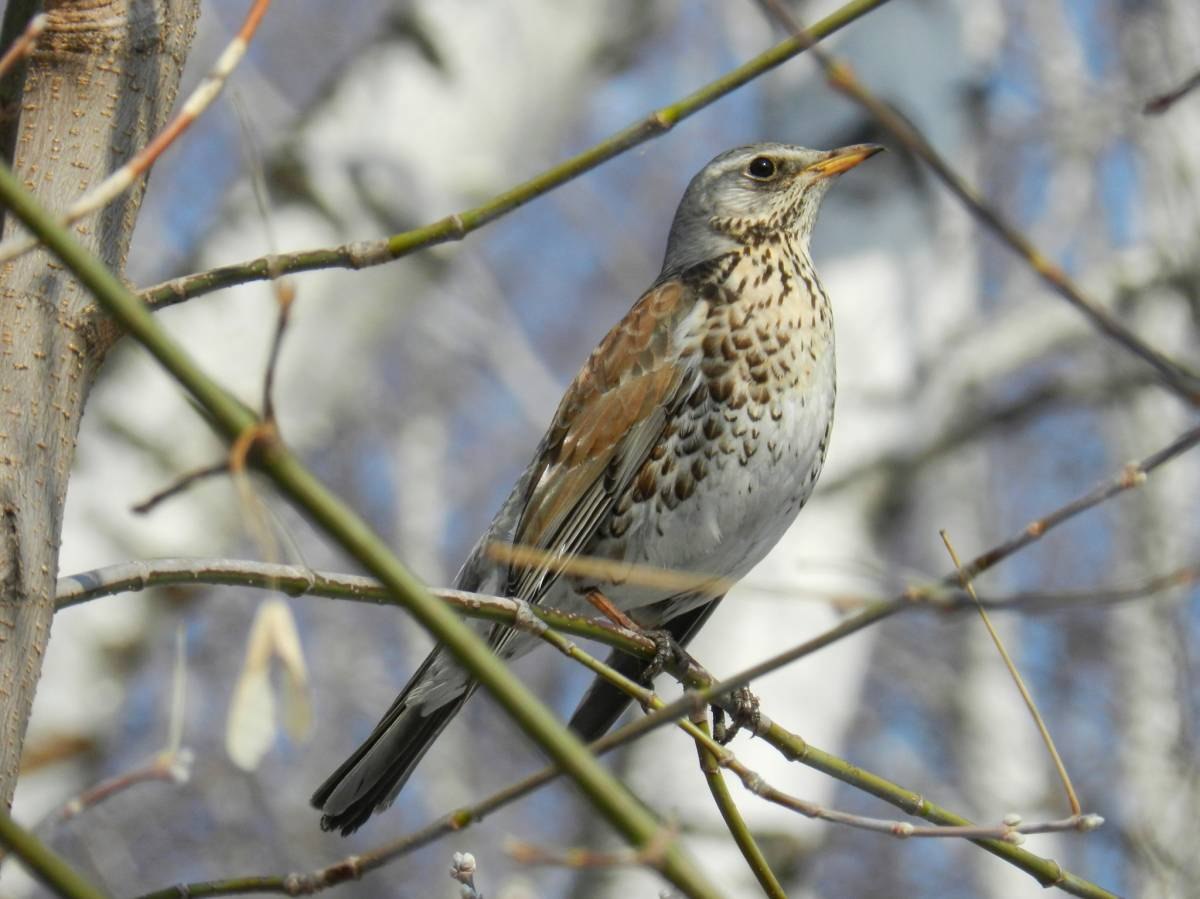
{"left": 131, "top": 462, "right": 230, "bottom": 514}
{"left": 74, "top": 559, "right": 1123, "bottom": 896}
{"left": 693, "top": 715, "right": 787, "bottom": 899}
{"left": 136, "top": 589, "right": 1118, "bottom": 899}
{"left": 260, "top": 275, "right": 294, "bottom": 423}
{"left": 0, "top": 0, "right": 273, "bottom": 265}
{"left": 36, "top": 750, "right": 192, "bottom": 834}
{"left": 132, "top": 705, "right": 699, "bottom": 899}
{"left": 941, "top": 531, "right": 1080, "bottom": 815}
{"left": 0, "top": 807, "right": 111, "bottom": 899}
{"left": 55, "top": 555, "right": 1200, "bottom": 619}
{"left": 55, "top": 559, "right": 657, "bottom": 659}
{"left": 1143, "top": 67, "right": 1200, "bottom": 114}
{"left": 135, "top": 0, "right": 891, "bottom": 311}
{"left": 0, "top": 11, "right": 44, "bottom": 79}
{"left": 632, "top": 424, "right": 1200, "bottom": 737}
{"left": 0, "top": 158, "right": 719, "bottom": 899}
{"left": 233, "top": 95, "right": 294, "bottom": 424}
{"left": 957, "top": 427, "right": 1200, "bottom": 582}
{"left": 36, "top": 623, "right": 194, "bottom": 835}
{"left": 129, "top": 612, "right": 1119, "bottom": 899}
{"left": 505, "top": 597, "right": 1113, "bottom": 892}
{"left": 755, "top": 0, "right": 1200, "bottom": 406}
{"left": 951, "top": 564, "right": 1200, "bottom": 612}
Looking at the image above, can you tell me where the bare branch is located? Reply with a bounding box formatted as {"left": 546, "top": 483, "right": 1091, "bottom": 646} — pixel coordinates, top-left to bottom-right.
{"left": 694, "top": 714, "right": 787, "bottom": 899}
{"left": 941, "top": 531, "right": 1080, "bottom": 815}
{"left": 135, "top": 0, "right": 891, "bottom": 311}
{"left": 1143, "top": 67, "right": 1200, "bottom": 114}
{"left": 0, "top": 808, "right": 110, "bottom": 899}
{"left": 755, "top": 0, "right": 1200, "bottom": 405}
{"left": 0, "top": 0, "right": 274, "bottom": 264}
{"left": 131, "top": 462, "right": 229, "bottom": 515}
{"left": 36, "top": 750, "right": 192, "bottom": 834}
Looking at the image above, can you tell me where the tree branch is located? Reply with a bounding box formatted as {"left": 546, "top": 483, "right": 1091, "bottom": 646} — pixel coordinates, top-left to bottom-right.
{"left": 0, "top": 807, "right": 110, "bottom": 899}
{"left": 0, "top": 0, "right": 274, "bottom": 266}
{"left": 756, "top": 0, "right": 1200, "bottom": 406}
{"left": 694, "top": 715, "right": 787, "bottom": 898}
{"left": 129, "top": 589, "right": 1119, "bottom": 899}
{"left": 136, "top": 0, "right": 892, "bottom": 311}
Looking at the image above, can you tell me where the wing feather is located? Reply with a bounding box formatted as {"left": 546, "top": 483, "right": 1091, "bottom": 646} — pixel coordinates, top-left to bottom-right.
{"left": 501, "top": 278, "right": 702, "bottom": 610}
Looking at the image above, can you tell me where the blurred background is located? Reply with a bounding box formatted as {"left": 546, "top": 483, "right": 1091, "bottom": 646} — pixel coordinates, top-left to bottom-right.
{"left": 5, "top": 0, "right": 1200, "bottom": 896}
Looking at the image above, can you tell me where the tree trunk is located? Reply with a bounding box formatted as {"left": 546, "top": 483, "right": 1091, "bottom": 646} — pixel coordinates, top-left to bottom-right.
{"left": 0, "top": 0, "right": 199, "bottom": 806}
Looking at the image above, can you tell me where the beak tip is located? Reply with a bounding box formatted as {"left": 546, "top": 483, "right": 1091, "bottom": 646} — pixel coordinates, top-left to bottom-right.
{"left": 807, "top": 143, "right": 885, "bottom": 177}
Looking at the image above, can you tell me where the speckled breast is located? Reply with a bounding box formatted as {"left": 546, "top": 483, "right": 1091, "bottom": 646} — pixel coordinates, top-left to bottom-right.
{"left": 588, "top": 237, "right": 837, "bottom": 612}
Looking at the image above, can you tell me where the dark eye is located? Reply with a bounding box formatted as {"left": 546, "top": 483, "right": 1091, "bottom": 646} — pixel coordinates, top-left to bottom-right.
{"left": 747, "top": 156, "right": 777, "bottom": 179}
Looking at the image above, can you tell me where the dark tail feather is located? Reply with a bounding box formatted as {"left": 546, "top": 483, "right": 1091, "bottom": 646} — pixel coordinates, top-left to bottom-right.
{"left": 311, "top": 652, "right": 472, "bottom": 836}
{"left": 567, "top": 597, "right": 723, "bottom": 741}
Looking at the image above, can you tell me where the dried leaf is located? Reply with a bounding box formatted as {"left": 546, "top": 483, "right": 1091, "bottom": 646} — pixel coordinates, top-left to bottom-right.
{"left": 225, "top": 598, "right": 313, "bottom": 770}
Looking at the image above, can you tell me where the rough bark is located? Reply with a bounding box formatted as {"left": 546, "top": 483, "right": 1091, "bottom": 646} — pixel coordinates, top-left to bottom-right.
{"left": 0, "top": 0, "right": 199, "bottom": 806}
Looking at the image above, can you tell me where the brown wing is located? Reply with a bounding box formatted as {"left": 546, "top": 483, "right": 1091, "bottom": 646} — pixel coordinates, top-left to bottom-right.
{"left": 505, "top": 277, "right": 702, "bottom": 605}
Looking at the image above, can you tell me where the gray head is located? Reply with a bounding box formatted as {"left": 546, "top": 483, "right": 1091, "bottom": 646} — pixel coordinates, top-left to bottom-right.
{"left": 660, "top": 142, "right": 882, "bottom": 278}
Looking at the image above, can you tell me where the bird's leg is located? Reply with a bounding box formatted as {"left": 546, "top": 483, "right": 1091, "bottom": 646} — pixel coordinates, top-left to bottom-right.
{"left": 584, "top": 589, "right": 693, "bottom": 685}
{"left": 583, "top": 588, "right": 640, "bottom": 632}
{"left": 713, "top": 685, "right": 762, "bottom": 745}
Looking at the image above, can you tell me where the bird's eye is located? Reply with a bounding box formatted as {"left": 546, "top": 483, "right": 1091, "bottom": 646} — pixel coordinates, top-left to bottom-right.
{"left": 747, "top": 156, "right": 777, "bottom": 180}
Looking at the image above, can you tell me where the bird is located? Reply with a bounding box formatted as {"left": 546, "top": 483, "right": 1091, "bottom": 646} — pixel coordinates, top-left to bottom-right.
{"left": 312, "top": 142, "right": 882, "bottom": 835}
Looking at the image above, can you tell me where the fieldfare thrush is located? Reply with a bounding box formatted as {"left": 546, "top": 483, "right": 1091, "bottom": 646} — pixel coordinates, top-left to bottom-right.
{"left": 313, "top": 142, "right": 882, "bottom": 834}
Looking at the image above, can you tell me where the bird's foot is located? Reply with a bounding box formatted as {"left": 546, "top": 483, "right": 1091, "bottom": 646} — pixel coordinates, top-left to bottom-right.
{"left": 642, "top": 626, "right": 692, "bottom": 684}
{"left": 584, "top": 588, "right": 693, "bottom": 680}
{"left": 713, "top": 685, "right": 761, "bottom": 745}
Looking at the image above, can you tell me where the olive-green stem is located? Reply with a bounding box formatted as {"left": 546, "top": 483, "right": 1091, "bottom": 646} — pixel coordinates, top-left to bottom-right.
{"left": 0, "top": 163, "right": 720, "bottom": 899}
{"left": 137, "top": 0, "right": 892, "bottom": 310}
{"left": 694, "top": 719, "right": 787, "bottom": 899}
{"left": 131, "top": 605, "right": 1117, "bottom": 899}
{"left": 57, "top": 557, "right": 1131, "bottom": 897}
{"left": 0, "top": 807, "right": 111, "bottom": 899}
{"left": 512, "top": 605, "right": 1118, "bottom": 898}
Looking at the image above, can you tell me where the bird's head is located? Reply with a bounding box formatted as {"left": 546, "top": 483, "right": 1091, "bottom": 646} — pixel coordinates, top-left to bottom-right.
{"left": 660, "top": 142, "right": 882, "bottom": 277}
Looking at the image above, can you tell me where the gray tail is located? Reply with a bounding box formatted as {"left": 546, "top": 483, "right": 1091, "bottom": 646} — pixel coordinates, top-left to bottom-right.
{"left": 567, "top": 597, "right": 723, "bottom": 741}
{"left": 311, "top": 651, "right": 470, "bottom": 836}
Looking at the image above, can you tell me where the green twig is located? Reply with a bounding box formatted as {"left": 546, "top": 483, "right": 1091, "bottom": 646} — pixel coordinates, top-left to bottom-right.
{"left": 130, "top": 609, "right": 1118, "bottom": 899}
{"left": 136, "top": 0, "right": 890, "bottom": 311}
{"left": 754, "top": 722, "right": 1114, "bottom": 898}
{"left": 0, "top": 807, "right": 111, "bottom": 899}
{"left": 694, "top": 718, "right": 787, "bottom": 899}
{"left": 0, "top": 162, "right": 720, "bottom": 899}
{"left": 496, "top": 604, "right": 1113, "bottom": 895}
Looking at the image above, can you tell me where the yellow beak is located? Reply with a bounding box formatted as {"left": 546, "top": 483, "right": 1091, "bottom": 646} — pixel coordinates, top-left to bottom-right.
{"left": 805, "top": 143, "right": 884, "bottom": 178}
